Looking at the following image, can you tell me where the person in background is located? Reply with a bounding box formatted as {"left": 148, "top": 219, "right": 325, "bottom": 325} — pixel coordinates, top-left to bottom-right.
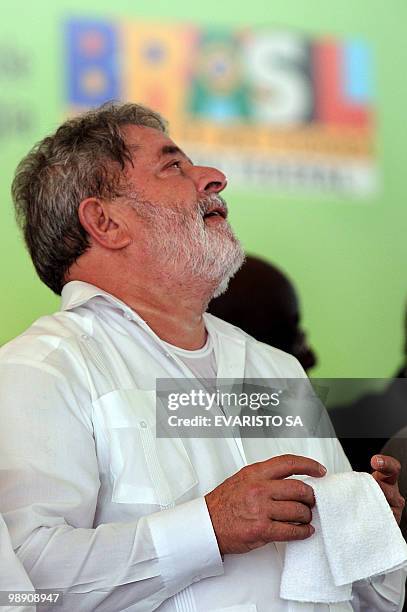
{"left": 382, "top": 430, "right": 407, "bottom": 539}
{"left": 207, "top": 238, "right": 406, "bottom": 551}
{"left": 382, "top": 430, "right": 407, "bottom": 612}
{"left": 329, "top": 308, "right": 407, "bottom": 473}
{"left": 380, "top": 311, "right": 407, "bottom": 545}
{"left": 208, "top": 254, "right": 317, "bottom": 372}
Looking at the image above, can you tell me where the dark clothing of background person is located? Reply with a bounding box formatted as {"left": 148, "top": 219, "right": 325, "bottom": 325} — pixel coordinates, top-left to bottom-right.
{"left": 208, "top": 255, "right": 317, "bottom": 372}
{"left": 329, "top": 371, "right": 407, "bottom": 472}
{"left": 209, "top": 255, "right": 407, "bottom": 477}
{"left": 382, "top": 429, "right": 407, "bottom": 612}
{"left": 382, "top": 428, "right": 407, "bottom": 540}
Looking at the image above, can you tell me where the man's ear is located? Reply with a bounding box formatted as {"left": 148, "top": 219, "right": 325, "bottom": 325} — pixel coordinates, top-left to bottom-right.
{"left": 78, "top": 198, "right": 132, "bottom": 250}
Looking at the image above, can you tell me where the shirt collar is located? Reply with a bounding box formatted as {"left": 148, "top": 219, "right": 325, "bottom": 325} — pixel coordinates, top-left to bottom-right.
{"left": 61, "top": 280, "right": 245, "bottom": 346}
{"left": 61, "top": 281, "right": 139, "bottom": 320}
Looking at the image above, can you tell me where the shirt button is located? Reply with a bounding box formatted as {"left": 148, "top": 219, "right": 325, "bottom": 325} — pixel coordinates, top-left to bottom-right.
{"left": 139, "top": 420, "right": 148, "bottom": 429}
{"left": 123, "top": 312, "right": 132, "bottom": 321}
{"left": 81, "top": 334, "right": 89, "bottom": 341}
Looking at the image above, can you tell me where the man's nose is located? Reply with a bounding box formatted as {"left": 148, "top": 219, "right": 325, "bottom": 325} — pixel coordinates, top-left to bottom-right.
{"left": 191, "top": 166, "right": 227, "bottom": 194}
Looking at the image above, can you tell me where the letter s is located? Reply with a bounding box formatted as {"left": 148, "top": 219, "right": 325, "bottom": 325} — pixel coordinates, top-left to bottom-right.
{"left": 244, "top": 33, "right": 313, "bottom": 124}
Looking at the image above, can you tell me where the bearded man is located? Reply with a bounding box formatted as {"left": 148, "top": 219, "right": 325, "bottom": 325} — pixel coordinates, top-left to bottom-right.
{"left": 0, "top": 103, "right": 404, "bottom": 611}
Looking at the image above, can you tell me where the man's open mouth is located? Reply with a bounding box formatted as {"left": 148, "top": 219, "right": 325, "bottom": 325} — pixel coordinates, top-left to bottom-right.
{"left": 203, "top": 207, "right": 227, "bottom": 220}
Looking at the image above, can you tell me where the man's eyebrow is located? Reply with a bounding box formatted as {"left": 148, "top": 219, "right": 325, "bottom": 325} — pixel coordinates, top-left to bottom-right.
{"left": 159, "top": 145, "right": 193, "bottom": 164}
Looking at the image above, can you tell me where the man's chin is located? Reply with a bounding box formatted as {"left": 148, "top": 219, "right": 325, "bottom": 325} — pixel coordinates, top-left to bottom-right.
{"left": 212, "top": 278, "right": 230, "bottom": 299}
{"left": 211, "top": 249, "right": 245, "bottom": 299}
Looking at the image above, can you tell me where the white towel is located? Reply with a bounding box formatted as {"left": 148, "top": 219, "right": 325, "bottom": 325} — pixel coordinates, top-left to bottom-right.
{"left": 280, "top": 471, "right": 407, "bottom": 604}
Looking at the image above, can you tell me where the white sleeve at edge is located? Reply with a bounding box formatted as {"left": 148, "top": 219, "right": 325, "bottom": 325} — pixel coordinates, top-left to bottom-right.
{"left": 147, "top": 497, "right": 224, "bottom": 592}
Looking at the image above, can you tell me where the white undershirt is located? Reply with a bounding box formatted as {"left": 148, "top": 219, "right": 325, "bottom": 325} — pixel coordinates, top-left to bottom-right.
{"left": 162, "top": 332, "right": 217, "bottom": 381}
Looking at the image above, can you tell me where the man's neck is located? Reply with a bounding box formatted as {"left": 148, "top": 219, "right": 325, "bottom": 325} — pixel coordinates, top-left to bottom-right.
{"left": 69, "top": 267, "right": 217, "bottom": 350}
{"left": 123, "top": 279, "right": 211, "bottom": 349}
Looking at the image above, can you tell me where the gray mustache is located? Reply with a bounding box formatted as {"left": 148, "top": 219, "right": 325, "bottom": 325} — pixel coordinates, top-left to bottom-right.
{"left": 198, "top": 194, "right": 228, "bottom": 216}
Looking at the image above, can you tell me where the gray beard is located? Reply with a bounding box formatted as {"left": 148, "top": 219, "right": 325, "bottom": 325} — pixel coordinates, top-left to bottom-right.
{"left": 129, "top": 193, "right": 245, "bottom": 298}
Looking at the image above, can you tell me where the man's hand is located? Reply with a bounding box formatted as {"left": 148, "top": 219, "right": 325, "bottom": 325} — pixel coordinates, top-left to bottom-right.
{"left": 371, "top": 454, "right": 405, "bottom": 525}
{"left": 204, "top": 454, "right": 326, "bottom": 555}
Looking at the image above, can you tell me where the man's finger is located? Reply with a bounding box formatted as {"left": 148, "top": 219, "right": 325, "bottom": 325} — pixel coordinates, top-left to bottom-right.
{"left": 264, "top": 520, "right": 315, "bottom": 543}
{"left": 268, "top": 478, "right": 315, "bottom": 507}
{"left": 268, "top": 500, "right": 312, "bottom": 524}
{"left": 371, "top": 454, "right": 401, "bottom": 485}
{"left": 373, "top": 477, "right": 405, "bottom": 508}
{"left": 373, "top": 478, "right": 399, "bottom": 504}
{"left": 256, "top": 454, "right": 327, "bottom": 481}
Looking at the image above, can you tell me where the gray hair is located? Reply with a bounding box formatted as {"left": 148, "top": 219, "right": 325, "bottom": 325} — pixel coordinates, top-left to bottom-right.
{"left": 11, "top": 101, "right": 167, "bottom": 295}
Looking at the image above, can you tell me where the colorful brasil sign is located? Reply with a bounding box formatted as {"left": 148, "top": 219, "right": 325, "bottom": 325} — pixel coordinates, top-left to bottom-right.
{"left": 66, "top": 18, "right": 377, "bottom": 197}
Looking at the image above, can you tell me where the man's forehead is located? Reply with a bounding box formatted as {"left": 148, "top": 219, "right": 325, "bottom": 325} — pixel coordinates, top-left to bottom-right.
{"left": 122, "top": 124, "right": 193, "bottom": 165}
{"left": 123, "top": 124, "right": 179, "bottom": 157}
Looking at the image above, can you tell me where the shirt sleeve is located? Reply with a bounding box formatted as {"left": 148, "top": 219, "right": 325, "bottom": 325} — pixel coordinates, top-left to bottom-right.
{"left": 0, "top": 512, "right": 36, "bottom": 612}
{"left": 0, "top": 361, "right": 223, "bottom": 611}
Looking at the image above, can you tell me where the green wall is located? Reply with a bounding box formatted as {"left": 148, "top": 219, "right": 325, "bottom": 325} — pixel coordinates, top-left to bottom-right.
{"left": 1, "top": 0, "right": 406, "bottom": 378}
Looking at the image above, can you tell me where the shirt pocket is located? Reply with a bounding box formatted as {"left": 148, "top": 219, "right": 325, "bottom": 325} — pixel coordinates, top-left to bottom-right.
{"left": 93, "top": 388, "right": 198, "bottom": 507}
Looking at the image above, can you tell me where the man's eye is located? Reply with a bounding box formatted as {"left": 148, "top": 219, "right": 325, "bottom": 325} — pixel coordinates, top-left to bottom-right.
{"left": 168, "top": 160, "right": 181, "bottom": 169}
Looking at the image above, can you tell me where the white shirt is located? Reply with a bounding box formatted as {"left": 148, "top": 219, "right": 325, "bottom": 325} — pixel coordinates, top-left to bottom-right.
{"left": 0, "top": 281, "right": 404, "bottom": 612}
{"left": 0, "top": 514, "right": 35, "bottom": 612}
